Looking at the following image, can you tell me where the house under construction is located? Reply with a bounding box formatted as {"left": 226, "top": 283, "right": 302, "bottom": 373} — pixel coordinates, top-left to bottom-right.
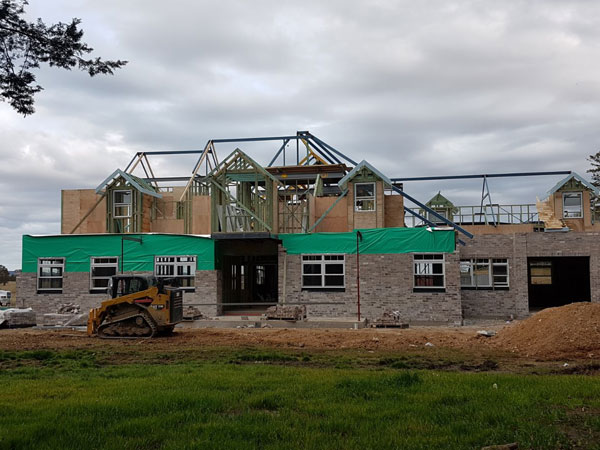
{"left": 17, "top": 131, "right": 600, "bottom": 323}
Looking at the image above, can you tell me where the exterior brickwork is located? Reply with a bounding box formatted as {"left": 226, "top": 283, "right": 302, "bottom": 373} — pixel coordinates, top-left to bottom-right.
{"left": 17, "top": 269, "right": 221, "bottom": 321}
{"left": 459, "top": 232, "right": 600, "bottom": 318}
{"left": 17, "top": 231, "right": 600, "bottom": 323}
{"left": 278, "top": 246, "right": 462, "bottom": 324}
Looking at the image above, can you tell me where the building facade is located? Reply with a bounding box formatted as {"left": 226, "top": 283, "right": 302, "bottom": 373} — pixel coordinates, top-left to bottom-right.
{"left": 17, "top": 132, "right": 600, "bottom": 323}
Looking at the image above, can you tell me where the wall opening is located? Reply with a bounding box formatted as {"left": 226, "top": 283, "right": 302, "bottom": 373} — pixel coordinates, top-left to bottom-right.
{"left": 527, "top": 256, "right": 590, "bottom": 310}
{"left": 216, "top": 238, "right": 278, "bottom": 315}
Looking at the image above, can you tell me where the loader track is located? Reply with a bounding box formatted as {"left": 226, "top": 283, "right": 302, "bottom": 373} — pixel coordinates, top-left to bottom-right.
{"left": 97, "top": 310, "right": 158, "bottom": 339}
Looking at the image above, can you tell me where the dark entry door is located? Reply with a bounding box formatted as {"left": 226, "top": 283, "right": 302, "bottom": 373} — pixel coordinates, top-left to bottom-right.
{"left": 216, "top": 238, "right": 279, "bottom": 313}
{"left": 528, "top": 257, "right": 590, "bottom": 310}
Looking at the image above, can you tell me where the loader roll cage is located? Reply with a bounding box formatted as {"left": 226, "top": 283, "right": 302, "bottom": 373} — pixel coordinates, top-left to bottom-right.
{"left": 108, "top": 275, "right": 181, "bottom": 299}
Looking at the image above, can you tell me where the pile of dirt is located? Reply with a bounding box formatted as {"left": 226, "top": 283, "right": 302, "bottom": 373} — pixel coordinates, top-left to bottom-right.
{"left": 493, "top": 302, "right": 600, "bottom": 360}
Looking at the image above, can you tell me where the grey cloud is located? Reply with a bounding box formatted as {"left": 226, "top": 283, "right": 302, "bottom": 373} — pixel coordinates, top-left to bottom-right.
{"left": 2, "top": 0, "right": 600, "bottom": 269}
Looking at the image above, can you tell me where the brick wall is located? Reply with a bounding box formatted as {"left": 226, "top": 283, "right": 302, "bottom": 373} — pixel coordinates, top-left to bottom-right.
{"left": 459, "top": 232, "right": 600, "bottom": 318}
{"left": 17, "top": 269, "right": 221, "bottom": 321}
{"left": 278, "top": 246, "right": 463, "bottom": 324}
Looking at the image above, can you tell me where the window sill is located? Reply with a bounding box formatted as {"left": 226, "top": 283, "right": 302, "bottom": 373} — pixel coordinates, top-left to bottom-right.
{"left": 302, "top": 288, "right": 346, "bottom": 293}
{"left": 37, "top": 290, "right": 63, "bottom": 294}
{"left": 461, "top": 287, "right": 510, "bottom": 291}
{"left": 413, "top": 288, "right": 446, "bottom": 293}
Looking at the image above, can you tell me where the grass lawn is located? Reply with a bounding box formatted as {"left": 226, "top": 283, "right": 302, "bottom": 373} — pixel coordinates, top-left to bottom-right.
{"left": 0, "top": 350, "right": 599, "bottom": 449}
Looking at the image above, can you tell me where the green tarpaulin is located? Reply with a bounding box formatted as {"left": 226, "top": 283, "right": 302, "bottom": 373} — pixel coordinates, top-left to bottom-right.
{"left": 22, "top": 228, "right": 454, "bottom": 273}
{"left": 22, "top": 234, "right": 215, "bottom": 273}
{"left": 279, "top": 227, "right": 455, "bottom": 255}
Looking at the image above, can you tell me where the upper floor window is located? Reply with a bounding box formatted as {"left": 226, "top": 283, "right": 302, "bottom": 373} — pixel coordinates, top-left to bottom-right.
{"left": 563, "top": 192, "right": 582, "bottom": 218}
{"left": 529, "top": 260, "right": 552, "bottom": 285}
{"left": 302, "top": 254, "right": 345, "bottom": 289}
{"left": 113, "top": 190, "right": 132, "bottom": 218}
{"left": 460, "top": 258, "right": 509, "bottom": 289}
{"left": 38, "top": 258, "right": 64, "bottom": 293}
{"left": 155, "top": 255, "right": 196, "bottom": 291}
{"left": 90, "top": 257, "right": 119, "bottom": 292}
{"left": 355, "top": 182, "right": 375, "bottom": 211}
{"left": 413, "top": 254, "right": 444, "bottom": 290}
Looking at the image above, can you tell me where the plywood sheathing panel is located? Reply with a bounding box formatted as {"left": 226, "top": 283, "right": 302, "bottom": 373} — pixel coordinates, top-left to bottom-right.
{"left": 350, "top": 180, "right": 384, "bottom": 230}
{"left": 384, "top": 194, "right": 404, "bottom": 228}
{"left": 313, "top": 196, "right": 349, "bottom": 232}
{"left": 191, "top": 195, "right": 211, "bottom": 234}
{"left": 61, "top": 189, "right": 106, "bottom": 234}
{"left": 151, "top": 219, "right": 184, "bottom": 233}
{"left": 462, "top": 224, "right": 536, "bottom": 235}
{"left": 141, "top": 194, "right": 153, "bottom": 232}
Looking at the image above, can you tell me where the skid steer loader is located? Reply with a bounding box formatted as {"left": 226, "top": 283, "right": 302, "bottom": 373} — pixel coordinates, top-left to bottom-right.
{"left": 87, "top": 275, "right": 183, "bottom": 339}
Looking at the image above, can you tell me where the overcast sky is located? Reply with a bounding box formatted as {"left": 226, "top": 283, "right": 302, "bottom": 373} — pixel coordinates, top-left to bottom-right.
{"left": 2, "top": 0, "right": 599, "bottom": 269}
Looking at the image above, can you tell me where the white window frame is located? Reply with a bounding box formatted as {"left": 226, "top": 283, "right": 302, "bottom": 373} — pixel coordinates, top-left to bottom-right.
{"left": 113, "top": 189, "right": 132, "bottom": 218}
{"left": 460, "top": 258, "right": 509, "bottom": 288}
{"left": 354, "top": 182, "right": 376, "bottom": 212}
{"left": 413, "top": 254, "right": 445, "bottom": 290}
{"left": 562, "top": 192, "right": 583, "bottom": 218}
{"left": 37, "top": 258, "right": 65, "bottom": 293}
{"left": 154, "top": 255, "right": 196, "bottom": 291}
{"left": 90, "top": 257, "right": 119, "bottom": 292}
{"left": 302, "top": 254, "right": 345, "bottom": 289}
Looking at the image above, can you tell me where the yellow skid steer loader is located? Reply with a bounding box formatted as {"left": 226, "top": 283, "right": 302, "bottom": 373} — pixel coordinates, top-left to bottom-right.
{"left": 87, "top": 275, "right": 183, "bottom": 339}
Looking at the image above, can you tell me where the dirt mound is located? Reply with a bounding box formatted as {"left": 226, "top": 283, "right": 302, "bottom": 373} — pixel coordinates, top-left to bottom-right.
{"left": 494, "top": 302, "right": 600, "bottom": 360}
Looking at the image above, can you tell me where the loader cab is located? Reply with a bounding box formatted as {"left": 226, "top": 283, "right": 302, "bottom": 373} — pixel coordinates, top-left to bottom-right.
{"left": 109, "top": 275, "right": 158, "bottom": 299}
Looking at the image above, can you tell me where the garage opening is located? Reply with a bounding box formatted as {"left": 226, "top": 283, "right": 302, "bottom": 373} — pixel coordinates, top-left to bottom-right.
{"left": 215, "top": 237, "right": 278, "bottom": 315}
{"left": 528, "top": 257, "right": 590, "bottom": 310}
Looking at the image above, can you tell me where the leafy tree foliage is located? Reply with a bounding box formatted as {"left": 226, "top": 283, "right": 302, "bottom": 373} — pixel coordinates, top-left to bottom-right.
{"left": 587, "top": 151, "right": 600, "bottom": 187}
{"left": 0, "top": 0, "right": 127, "bottom": 115}
{"left": 0, "top": 264, "right": 9, "bottom": 285}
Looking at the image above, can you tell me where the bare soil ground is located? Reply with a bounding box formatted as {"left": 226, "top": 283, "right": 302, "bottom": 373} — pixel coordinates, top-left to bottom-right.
{"left": 1, "top": 303, "right": 598, "bottom": 373}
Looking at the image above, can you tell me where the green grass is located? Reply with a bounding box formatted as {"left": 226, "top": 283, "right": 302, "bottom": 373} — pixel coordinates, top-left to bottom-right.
{"left": 1, "top": 356, "right": 599, "bottom": 450}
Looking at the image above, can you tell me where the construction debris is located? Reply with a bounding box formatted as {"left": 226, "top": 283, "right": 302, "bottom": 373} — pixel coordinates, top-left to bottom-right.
{"left": 477, "top": 330, "right": 496, "bottom": 337}
{"left": 64, "top": 313, "right": 89, "bottom": 327}
{"left": 265, "top": 305, "right": 306, "bottom": 321}
{"left": 43, "top": 314, "right": 76, "bottom": 327}
{"left": 182, "top": 306, "right": 205, "bottom": 321}
{"left": 57, "top": 303, "right": 81, "bottom": 314}
{"left": 370, "top": 310, "right": 409, "bottom": 328}
{"left": 0, "top": 308, "right": 36, "bottom": 328}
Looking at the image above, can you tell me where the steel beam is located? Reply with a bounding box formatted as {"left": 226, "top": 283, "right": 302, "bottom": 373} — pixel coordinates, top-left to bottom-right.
{"left": 391, "top": 171, "right": 572, "bottom": 182}
{"left": 307, "top": 133, "right": 358, "bottom": 165}
{"left": 305, "top": 137, "right": 338, "bottom": 164}
{"left": 394, "top": 186, "right": 474, "bottom": 239}
{"left": 267, "top": 138, "right": 291, "bottom": 167}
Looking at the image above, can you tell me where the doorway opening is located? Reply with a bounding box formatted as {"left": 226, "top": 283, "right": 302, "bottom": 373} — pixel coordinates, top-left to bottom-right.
{"left": 216, "top": 238, "right": 278, "bottom": 315}
{"left": 528, "top": 256, "right": 590, "bottom": 311}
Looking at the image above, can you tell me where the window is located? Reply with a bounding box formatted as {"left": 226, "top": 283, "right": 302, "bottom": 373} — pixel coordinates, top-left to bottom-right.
{"left": 413, "top": 254, "right": 444, "bottom": 290}
{"left": 428, "top": 208, "right": 448, "bottom": 224}
{"left": 563, "top": 192, "right": 582, "bottom": 218}
{"left": 302, "top": 254, "right": 345, "bottom": 289}
{"left": 154, "top": 256, "right": 196, "bottom": 291}
{"left": 460, "top": 258, "right": 509, "bottom": 288}
{"left": 530, "top": 261, "right": 552, "bottom": 285}
{"left": 256, "top": 265, "right": 265, "bottom": 286}
{"left": 355, "top": 182, "right": 375, "bottom": 211}
{"left": 113, "top": 190, "right": 132, "bottom": 218}
{"left": 38, "top": 258, "right": 64, "bottom": 293}
{"left": 90, "top": 257, "right": 119, "bottom": 291}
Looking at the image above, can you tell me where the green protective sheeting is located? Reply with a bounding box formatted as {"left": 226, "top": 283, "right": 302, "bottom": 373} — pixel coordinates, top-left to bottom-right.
{"left": 22, "top": 234, "right": 215, "bottom": 273}
{"left": 279, "top": 227, "right": 455, "bottom": 255}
